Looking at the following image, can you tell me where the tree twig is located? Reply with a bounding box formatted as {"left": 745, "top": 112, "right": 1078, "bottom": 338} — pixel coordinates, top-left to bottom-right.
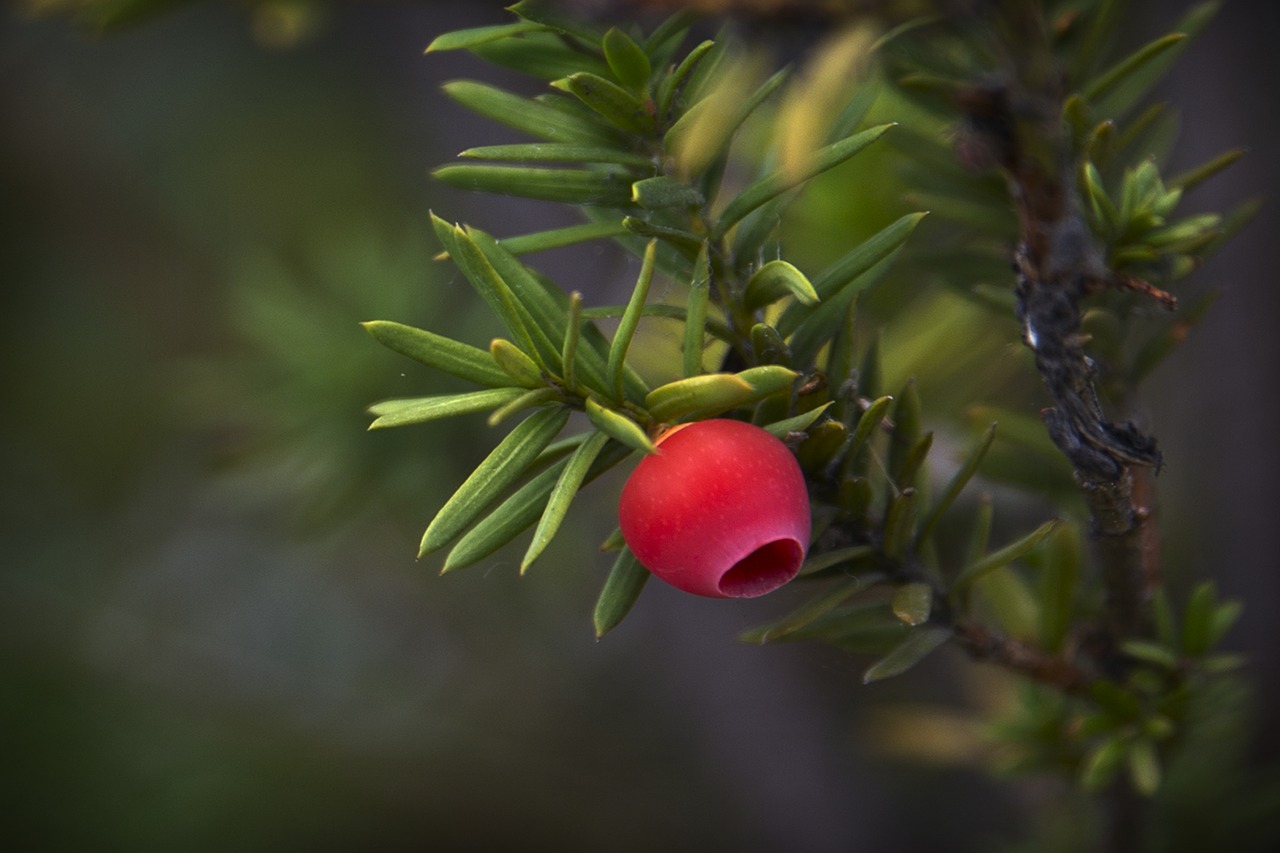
{"left": 951, "top": 620, "right": 1095, "bottom": 695}
{"left": 956, "top": 76, "right": 1162, "bottom": 645}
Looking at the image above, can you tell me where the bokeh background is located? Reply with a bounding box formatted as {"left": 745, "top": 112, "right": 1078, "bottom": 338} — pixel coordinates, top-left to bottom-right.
{"left": 3, "top": 1, "right": 1278, "bottom": 850}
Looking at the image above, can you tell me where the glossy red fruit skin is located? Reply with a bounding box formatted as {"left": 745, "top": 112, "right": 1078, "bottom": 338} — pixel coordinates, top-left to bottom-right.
{"left": 618, "top": 419, "right": 811, "bottom": 598}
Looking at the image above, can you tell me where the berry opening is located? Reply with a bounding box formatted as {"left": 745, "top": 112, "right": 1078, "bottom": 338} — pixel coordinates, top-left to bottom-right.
{"left": 718, "top": 538, "right": 805, "bottom": 598}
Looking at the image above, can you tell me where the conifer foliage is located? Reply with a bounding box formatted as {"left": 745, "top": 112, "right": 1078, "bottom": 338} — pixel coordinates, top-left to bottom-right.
{"left": 365, "top": 1, "right": 1251, "bottom": 844}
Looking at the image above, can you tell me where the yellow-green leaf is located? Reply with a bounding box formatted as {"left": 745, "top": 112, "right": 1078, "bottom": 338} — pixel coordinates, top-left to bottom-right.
{"left": 743, "top": 259, "right": 820, "bottom": 312}
{"left": 891, "top": 582, "right": 934, "bottom": 627}
{"left": 585, "top": 397, "right": 655, "bottom": 454}
{"left": 645, "top": 373, "right": 754, "bottom": 422}
{"left": 490, "top": 338, "right": 545, "bottom": 388}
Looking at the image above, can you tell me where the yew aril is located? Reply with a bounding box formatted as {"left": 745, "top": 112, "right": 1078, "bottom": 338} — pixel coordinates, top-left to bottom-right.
{"left": 618, "top": 419, "right": 811, "bottom": 598}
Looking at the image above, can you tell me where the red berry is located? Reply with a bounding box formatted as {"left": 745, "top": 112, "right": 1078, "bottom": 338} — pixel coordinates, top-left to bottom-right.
{"left": 618, "top": 419, "right": 811, "bottom": 598}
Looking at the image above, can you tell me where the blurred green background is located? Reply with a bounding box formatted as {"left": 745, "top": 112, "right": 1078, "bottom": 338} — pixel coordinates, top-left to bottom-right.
{"left": 2, "top": 1, "right": 1278, "bottom": 850}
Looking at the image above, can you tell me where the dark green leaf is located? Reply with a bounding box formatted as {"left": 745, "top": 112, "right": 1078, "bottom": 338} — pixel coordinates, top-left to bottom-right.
{"left": 459, "top": 142, "right": 653, "bottom": 168}
{"left": 846, "top": 394, "right": 894, "bottom": 461}
{"left": 1037, "top": 521, "right": 1081, "bottom": 652}
{"left": 798, "top": 545, "right": 877, "bottom": 577}
{"left": 761, "top": 402, "right": 833, "bottom": 440}
{"left": 488, "top": 388, "right": 561, "bottom": 427}
{"left": 1153, "top": 587, "right": 1178, "bottom": 649}
{"left": 470, "top": 32, "right": 613, "bottom": 81}
{"left": 741, "top": 575, "right": 877, "bottom": 643}
{"left": 554, "top": 72, "right": 654, "bottom": 134}
{"left": 644, "top": 9, "right": 701, "bottom": 58}
{"left": 420, "top": 407, "right": 570, "bottom": 557}
{"left": 425, "top": 21, "right": 547, "bottom": 53}
{"left": 631, "top": 176, "right": 704, "bottom": 209}
{"left": 495, "top": 221, "right": 630, "bottom": 256}
{"left": 1121, "top": 639, "right": 1180, "bottom": 670}
{"left": 599, "top": 526, "right": 626, "bottom": 552}
{"left": 1081, "top": 736, "right": 1127, "bottom": 792}
{"left": 561, "top": 292, "right": 583, "bottom": 393}
{"left": 608, "top": 240, "right": 656, "bottom": 397}
{"left": 655, "top": 39, "right": 716, "bottom": 121}
{"left": 622, "top": 217, "right": 705, "bottom": 255}
{"left": 882, "top": 488, "right": 918, "bottom": 560}
{"left": 750, "top": 323, "right": 792, "bottom": 368}
{"left": 1088, "top": 2, "right": 1218, "bottom": 118}
{"left": 1083, "top": 33, "right": 1187, "bottom": 109}
{"left": 1203, "top": 197, "right": 1262, "bottom": 255}
{"left": 729, "top": 189, "right": 796, "bottom": 263}
{"left": 465, "top": 228, "right": 641, "bottom": 402}
{"left": 826, "top": 71, "right": 882, "bottom": 142}
{"left": 786, "top": 253, "right": 903, "bottom": 367}
{"left": 594, "top": 548, "right": 651, "bottom": 638}
{"left": 1168, "top": 147, "right": 1246, "bottom": 192}
{"left": 779, "top": 600, "right": 908, "bottom": 652}
{"left": 1081, "top": 160, "right": 1119, "bottom": 237}
{"left": 863, "top": 626, "right": 952, "bottom": 684}
{"left": 797, "top": 420, "right": 847, "bottom": 471}
{"left": 434, "top": 164, "right": 632, "bottom": 206}
{"left": 683, "top": 243, "right": 711, "bottom": 377}
{"left": 777, "top": 211, "right": 926, "bottom": 337}
{"left": 915, "top": 422, "right": 997, "bottom": 547}
{"left": 603, "top": 27, "right": 652, "bottom": 90}
{"left": 896, "top": 432, "right": 933, "bottom": 493}
{"left": 506, "top": 0, "right": 602, "bottom": 42}
{"left": 362, "top": 321, "right": 511, "bottom": 388}
{"left": 444, "top": 439, "right": 629, "bottom": 572}
{"left": 888, "top": 379, "right": 921, "bottom": 483}
{"left": 441, "top": 80, "right": 613, "bottom": 144}
{"left": 953, "top": 520, "right": 1061, "bottom": 590}
{"left": 1201, "top": 654, "right": 1246, "bottom": 674}
{"left": 368, "top": 388, "right": 525, "bottom": 430}
{"left": 1209, "top": 599, "right": 1243, "bottom": 649}
{"left": 522, "top": 430, "right": 611, "bottom": 571}
{"left": 1182, "top": 581, "right": 1216, "bottom": 656}
{"left": 1090, "top": 678, "right": 1143, "bottom": 721}
{"left": 714, "top": 123, "right": 895, "bottom": 236}
{"left": 1069, "top": 0, "right": 1124, "bottom": 85}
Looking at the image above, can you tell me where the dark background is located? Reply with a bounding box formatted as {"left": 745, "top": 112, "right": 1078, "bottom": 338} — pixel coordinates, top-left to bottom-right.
{"left": 2, "top": 1, "right": 1277, "bottom": 849}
